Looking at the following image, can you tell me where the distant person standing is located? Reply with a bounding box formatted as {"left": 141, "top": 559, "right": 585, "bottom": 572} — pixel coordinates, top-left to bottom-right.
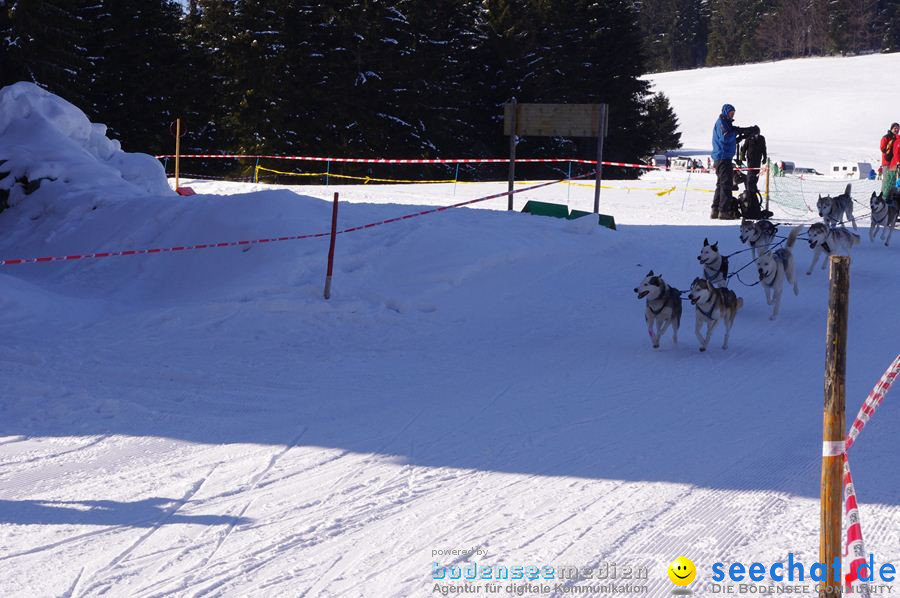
{"left": 710, "top": 103, "right": 757, "bottom": 219}
{"left": 880, "top": 123, "right": 900, "bottom": 198}
{"left": 738, "top": 128, "right": 767, "bottom": 196}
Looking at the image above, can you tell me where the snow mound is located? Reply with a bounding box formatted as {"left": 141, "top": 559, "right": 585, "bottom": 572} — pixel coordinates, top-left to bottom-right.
{"left": 0, "top": 81, "right": 171, "bottom": 214}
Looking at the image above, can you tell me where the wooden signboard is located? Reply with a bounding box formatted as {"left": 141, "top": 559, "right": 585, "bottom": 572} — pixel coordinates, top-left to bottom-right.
{"left": 503, "top": 103, "right": 606, "bottom": 138}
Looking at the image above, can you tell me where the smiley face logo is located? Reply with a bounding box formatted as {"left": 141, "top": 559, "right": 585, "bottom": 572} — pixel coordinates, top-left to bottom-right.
{"left": 668, "top": 557, "right": 696, "bottom": 586}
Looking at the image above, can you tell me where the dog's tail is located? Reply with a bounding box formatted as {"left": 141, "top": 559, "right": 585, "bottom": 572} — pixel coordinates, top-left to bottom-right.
{"left": 785, "top": 225, "right": 803, "bottom": 250}
{"left": 736, "top": 297, "right": 744, "bottom": 311}
{"left": 844, "top": 183, "right": 852, "bottom": 197}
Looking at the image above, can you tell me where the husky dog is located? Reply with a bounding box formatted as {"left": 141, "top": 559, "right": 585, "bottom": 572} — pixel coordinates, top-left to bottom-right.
{"left": 634, "top": 271, "right": 682, "bottom": 349}
{"left": 806, "top": 222, "right": 861, "bottom": 274}
{"left": 739, "top": 219, "right": 778, "bottom": 260}
{"left": 756, "top": 225, "right": 802, "bottom": 320}
{"left": 817, "top": 184, "right": 858, "bottom": 230}
{"left": 869, "top": 192, "right": 898, "bottom": 246}
{"left": 697, "top": 238, "right": 729, "bottom": 287}
{"left": 688, "top": 277, "right": 743, "bottom": 351}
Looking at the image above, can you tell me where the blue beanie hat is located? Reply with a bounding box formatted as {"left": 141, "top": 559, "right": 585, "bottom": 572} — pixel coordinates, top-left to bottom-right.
{"left": 721, "top": 104, "right": 735, "bottom": 116}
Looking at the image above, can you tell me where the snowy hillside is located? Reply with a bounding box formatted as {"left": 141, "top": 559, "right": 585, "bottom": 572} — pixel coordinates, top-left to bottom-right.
{"left": 1, "top": 58, "right": 899, "bottom": 598}
{"left": 645, "top": 53, "right": 900, "bottom": 173}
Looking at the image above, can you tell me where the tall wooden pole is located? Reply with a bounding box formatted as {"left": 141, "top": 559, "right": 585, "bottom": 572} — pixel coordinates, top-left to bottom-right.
{"left": 507, "top": 98, "right": 517, "bottom": 211}
{"left": 175, "top": 118, "right": 181, "bottom": 191}
{"left": 765, "top": 158, "right": 770, "bottom": 212}
{"left": 820, "top": 255, "right": 849, "bottom": 598}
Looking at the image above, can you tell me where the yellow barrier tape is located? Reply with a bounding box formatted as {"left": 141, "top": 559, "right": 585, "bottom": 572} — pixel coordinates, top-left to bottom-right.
{"left": 257, "top": 165, "right": 457, "bottom": 184}
{"left": 560, "top": 180, "right": 713, "bottom": 194}
{"left": 254, "top": 165, "right": 716, "bottom": 194}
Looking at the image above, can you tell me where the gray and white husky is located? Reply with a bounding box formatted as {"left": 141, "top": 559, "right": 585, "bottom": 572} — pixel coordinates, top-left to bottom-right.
{"left": 688, "top": 278, "right": 743, "bottom": 352}
{"left": 817, "top": 184, "right": 858, "bottom": 230}
{"left": 869, "top": 191, "right": 898, "bottom": 247}
{"left": 697, "top": 238, "right": 729, "bottom": 287}
{"left": 634, "top": 271, "right": 682, "bottom": 349}
{"left": 756, "top": 225, "right": 803, "bottom": 320}
{"left": 806, "top": 222, "right": 860, "bottom": 274}
{"left": 739, "top": 219, "right": 778, "bottom": 260}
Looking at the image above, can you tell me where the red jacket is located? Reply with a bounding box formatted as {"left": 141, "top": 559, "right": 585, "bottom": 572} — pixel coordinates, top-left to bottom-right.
{"left": 880, "top": 132, "right": 899, "bottom": 168}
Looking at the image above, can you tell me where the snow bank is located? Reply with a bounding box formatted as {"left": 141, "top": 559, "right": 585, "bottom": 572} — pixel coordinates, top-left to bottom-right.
{"left": 0, "top": 81, "right": 171, "bottom": 215}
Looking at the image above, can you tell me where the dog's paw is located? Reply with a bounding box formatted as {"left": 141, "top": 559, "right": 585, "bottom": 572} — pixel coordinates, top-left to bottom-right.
{"left": 769, "top": 315, "right": 776, "bottom": 320}
{"left": 699, "top": 346, "right": 706, "bottom": 352}
{"left": 652, "top": 343, "right": 660, "bottom": 349}
{"left": 806, "top": 271, "right": 812, "bottom": 275}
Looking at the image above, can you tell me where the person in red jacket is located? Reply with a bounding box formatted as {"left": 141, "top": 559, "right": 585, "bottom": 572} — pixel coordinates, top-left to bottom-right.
{"left": 880, "top": 123, "right": 899, "bottom": 198}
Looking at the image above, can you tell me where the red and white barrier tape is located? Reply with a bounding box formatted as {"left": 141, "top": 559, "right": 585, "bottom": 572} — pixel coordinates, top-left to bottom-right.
{"left": 157, "top": 153, "right": 763, "bottom": 172}
{"left": 842, "top": 355, "right": 900, "bottom": 593}
{"left": 843, "top": 456, "right": 870, "bottom": 596}
{"left": 846, "top": 355, "right": 900, "bottom": 452}
{"left": 157, "top": 154, "right": 598, "bottom": 165}
{"left": 155, "top": 153, "right": 697, "bottom": 171}
{"left": 0, "top": 172, "right": 594, "bottom": 267}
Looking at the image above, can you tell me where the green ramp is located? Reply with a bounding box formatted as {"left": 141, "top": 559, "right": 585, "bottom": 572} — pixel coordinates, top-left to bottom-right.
{"left": 568, "top": 209, "right": 617, "bottom": 230}
{"left": 522, "top": 200, "right": 569, "bottom": 219}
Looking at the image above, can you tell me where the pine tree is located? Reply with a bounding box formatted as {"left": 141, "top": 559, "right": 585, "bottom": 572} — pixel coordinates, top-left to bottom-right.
{"left": 638, "top": 0, "right": 707, "bottom": 72}
{"left": 707, "top": 0, "right": 766, "bottom": 65}
{"left": 396, "top": 0, "right": 491, "bottom": 158}
{"left": 0, "top": 0, "right": 89, "bottom": 103}
{"left": 643, "top": 93, "right": 682, "bottom": 155}
{"left": 879, "top": 0, "right": 900, "bottom": 52}
{"left": 84, "top": 0, "right": 185, "bottom": 153}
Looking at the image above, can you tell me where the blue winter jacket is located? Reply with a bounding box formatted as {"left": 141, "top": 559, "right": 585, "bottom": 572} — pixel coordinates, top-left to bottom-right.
{"left": 711, "top": 104, "right": 737, "bottom": 161}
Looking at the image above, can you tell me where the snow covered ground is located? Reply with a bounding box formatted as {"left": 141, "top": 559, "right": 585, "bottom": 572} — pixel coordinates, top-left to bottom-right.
{"left": 1, "top": 60, "right": 899, "bottom": 598}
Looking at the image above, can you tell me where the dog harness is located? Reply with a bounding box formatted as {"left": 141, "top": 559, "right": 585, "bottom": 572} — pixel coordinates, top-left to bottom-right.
{"left": 702, "top": 255, "right": 729, "bottom": 285}
{"left": 647, "top": 284, "right": 670, "bottom": 316}
{"left": 696, "top": 295, "right": 718, "bottom": 320}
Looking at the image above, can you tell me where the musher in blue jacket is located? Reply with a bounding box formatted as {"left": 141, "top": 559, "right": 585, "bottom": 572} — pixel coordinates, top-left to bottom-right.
{"left": 711, "top": 104, "right": 757, "bottom": 219}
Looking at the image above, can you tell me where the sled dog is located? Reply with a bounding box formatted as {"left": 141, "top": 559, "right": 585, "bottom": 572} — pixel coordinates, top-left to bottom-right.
{"left": 688, "top": 277, "right": 743, "bottom": 351}
{"left": 817, "top": 184, "right": 858, "bottom": 230}
{"left": 739, "top": 219, "right": 778, "bottom": 260}
{"left": 756, "top": 226, "right": 802, "bottom": 320}
{"left": 806, "top": 222, "right": 860, "bottom": 274}
{"left": 634, "top": 271, "right": 682, "bottom": 349}
{"left": 869, "top": 191, "right": 898, "bottom": 247}
{"left": 697, "top": 238, "right": 729, "bottom": 287}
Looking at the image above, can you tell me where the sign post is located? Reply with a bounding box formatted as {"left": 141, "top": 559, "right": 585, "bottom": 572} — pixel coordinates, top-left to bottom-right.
{"left": 503, "top": 103, "right": 607, "bottom": 213}
{"left": 507, "top": 98, "right": 517, "bottom": 211}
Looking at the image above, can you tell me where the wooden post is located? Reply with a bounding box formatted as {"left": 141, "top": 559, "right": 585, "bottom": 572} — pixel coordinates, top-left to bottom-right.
{"left": 507, "top": 97, "right": 517, "bottom": 211}
{"left": 324, "top": 192, "right": 340, "bottom": 300}
{"left": 765, "top": 158, "right": 771, "bottom": 212}
{"left": 174, "top": 118, "right": 181, "bottom": 191}
{"left": 593, "top": 104, "right": 607, "bottom": 214}
{"left": 820, "top": 255, "right": 849, "bottom": 598}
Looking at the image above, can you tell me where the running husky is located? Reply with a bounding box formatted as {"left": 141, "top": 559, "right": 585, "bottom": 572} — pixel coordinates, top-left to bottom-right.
{"left": 634, "top": 271, "right": 682, "bottom": 349}
{"left": 739, "top": 219, "right": 778, "bottom": 260}
{"left": 806, "top": 222, "right": 860, "bottom": 274}
{"left": 756, "top": 225, "right": 803, "bottom": 320}
{"left": 688, "top": 277, "right": 743, "bottom": 351}
{"left": 869, "top": 191, "right": 898, "bottom": 247}
{"left": 697, "top": 238, "right": 729, "bottom": 287}
{"left": 817, "top": 184, "right": 858, "bottom": 230}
